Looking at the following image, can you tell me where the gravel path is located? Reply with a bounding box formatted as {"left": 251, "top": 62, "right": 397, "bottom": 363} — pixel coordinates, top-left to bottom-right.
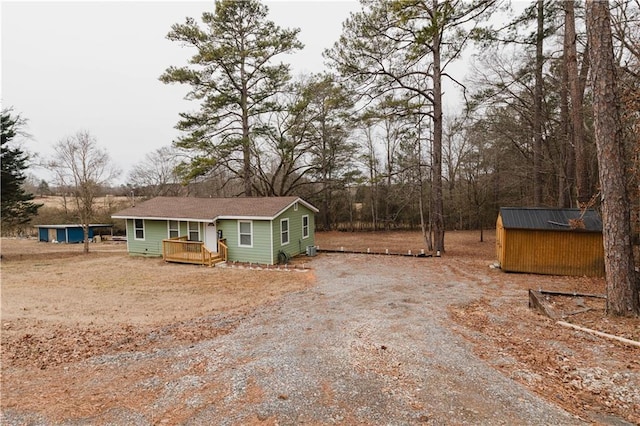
{"left": 3, "top": 253, "right": 584, "bottom": 425}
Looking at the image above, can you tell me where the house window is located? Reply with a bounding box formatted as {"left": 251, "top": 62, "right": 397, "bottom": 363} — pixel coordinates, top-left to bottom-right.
{"left": 238, "top": 221, "right": 252, "bottom": 247}
{"left": 188, "top": 222, "right": 200, "bottom": 241}
{"left": 294, "top": 202, "right": 298, "bottom": 211}
{"left": 281, "top": 218, "right": 289, "bottom": 245}
{"left": 302, "top": 215, "right": 309, "bottom": 239}
{"left": 134, "top": 219, "right": 145, "bottom": 240}
{"left": 168, "top": 220, "right": 179, "bottom": 238}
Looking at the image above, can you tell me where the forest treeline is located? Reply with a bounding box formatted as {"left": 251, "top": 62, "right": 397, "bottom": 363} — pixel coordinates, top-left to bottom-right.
{"left": 14, "top": 0, "right": 640, "bottom": 241}
{"left": 125, "top": 1, "right": 639, "bottom": 246}
{"left": 7, "top": 0, "right": 639, "bottom": 315}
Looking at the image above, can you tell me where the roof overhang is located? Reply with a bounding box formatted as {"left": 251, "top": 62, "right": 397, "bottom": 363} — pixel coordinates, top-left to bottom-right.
{"left": 111, "top": 215, "right": 216, "bottom": 222}
{"left": 112, "top": 197, "right": 319, "bottom": 222}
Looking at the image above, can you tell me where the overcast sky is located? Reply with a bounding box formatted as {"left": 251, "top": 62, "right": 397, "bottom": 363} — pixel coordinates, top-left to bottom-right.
{"left": 2, "top": 1, "right": 362, "bottom": 185}
{"left": 3, "top": 1, "right": 524, "bottom": 187}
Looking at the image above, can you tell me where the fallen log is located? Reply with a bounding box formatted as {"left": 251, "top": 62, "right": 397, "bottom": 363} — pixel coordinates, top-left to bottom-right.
{"left": 316, "top": 248, "right": 432, "bottom": 258}
{"left": 538, "top": 289, "right": 606, "bottom": 299}
{"left": 557, "top": 320, "right": 640, "bottom": 348}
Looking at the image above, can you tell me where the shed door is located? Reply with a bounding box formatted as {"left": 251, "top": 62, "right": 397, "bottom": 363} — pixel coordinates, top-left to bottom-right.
{"left": 48, "top": 229, "right": 56, "bottom": 242}
{"left": 205, "top": 223, "right": 218, "bottom": 253}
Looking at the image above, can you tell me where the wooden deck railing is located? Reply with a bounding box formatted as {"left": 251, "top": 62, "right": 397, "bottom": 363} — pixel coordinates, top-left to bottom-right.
{"left": 218, "top": 239, "right": 228, "bottom": 263}
{"left": 162, "top": 236, "right": 227, "bottom": 267}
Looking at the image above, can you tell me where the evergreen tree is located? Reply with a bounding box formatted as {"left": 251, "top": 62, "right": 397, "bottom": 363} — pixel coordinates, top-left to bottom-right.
{"left": 1, "top": 109, "right": 41, "bottom": 234}
{"left": 295, "top": 74, "right": 358, "bottom": 230}
{"left": 160, "top": 0, "right": 303, "bottom": 196}
{"left": 586, "top": 0, "right": 639, "bottom": 316}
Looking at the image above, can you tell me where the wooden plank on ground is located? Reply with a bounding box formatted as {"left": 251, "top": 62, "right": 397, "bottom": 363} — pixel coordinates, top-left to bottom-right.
{"left": 528, "top": 289, "right": 560, "bottom": 319}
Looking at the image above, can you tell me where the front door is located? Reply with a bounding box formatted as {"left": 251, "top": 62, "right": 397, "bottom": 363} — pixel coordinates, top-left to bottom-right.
{"left": 205, "top": 223, "right": 218, "bottom": 252}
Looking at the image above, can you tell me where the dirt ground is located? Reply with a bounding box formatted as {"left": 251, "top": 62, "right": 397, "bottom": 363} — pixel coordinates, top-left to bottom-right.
{"left": 1, "top": 231, "right": 639, "bottom": 424}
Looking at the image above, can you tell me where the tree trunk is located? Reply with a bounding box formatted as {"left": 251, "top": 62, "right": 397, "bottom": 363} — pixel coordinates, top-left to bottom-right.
{"left": 586, "top": 0, "right": 639, "bottom": 316}
{"left": 432, "top": 0, "right": 445, "bottom": 252}
{"left": 83, "top": 224, "right": 90, "bottom": 254}
{"left": 533, "top": 0, "right": 544, "bottom": 206}
{"left": 560, "top": 14, "right": 574, "bottom": 208}
{"left": 565, "top": 0, "right": 590, "bottom": 206}
{"left": 241, "top": 63, "right": 253, "bottom": 197}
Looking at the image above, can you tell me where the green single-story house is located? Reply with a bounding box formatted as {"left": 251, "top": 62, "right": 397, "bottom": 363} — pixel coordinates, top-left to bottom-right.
{"left": 111, "top": 196, "right": 318, "bottom": 265}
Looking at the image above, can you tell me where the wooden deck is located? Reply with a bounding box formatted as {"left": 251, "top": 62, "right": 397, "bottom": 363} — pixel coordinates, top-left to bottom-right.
{"left": 162, "top": 237, "right": 228, "bottom": 267}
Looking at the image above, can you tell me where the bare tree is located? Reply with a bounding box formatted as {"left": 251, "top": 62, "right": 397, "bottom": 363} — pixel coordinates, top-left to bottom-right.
{"left": 127, "top": 146, "right": 184, "bottom": 197}
{"left": 49, "top": 131, "right": 120, "bottom": 253}
{"left": 327, "top": 0, "right": 500, "bottom": 252}
{"left": 586, "top": 0, "right": 639, "bottom": 316}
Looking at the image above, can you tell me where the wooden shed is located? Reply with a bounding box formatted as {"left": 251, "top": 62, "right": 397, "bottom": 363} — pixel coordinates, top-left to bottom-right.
{"left": 496, "top": 207, "right": 604, "bottom": 277}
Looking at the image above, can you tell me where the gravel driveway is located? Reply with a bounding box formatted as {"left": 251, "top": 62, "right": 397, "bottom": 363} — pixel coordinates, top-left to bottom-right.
{"left": 3, "top": 253, "right": 583, "bottom": 425}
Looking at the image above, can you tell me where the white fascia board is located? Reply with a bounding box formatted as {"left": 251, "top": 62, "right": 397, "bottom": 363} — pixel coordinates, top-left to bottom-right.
{"left": 111, "top": 215, "right": 215, "bottom": 223}
{"left": 215, "top": 215, "right": 272, "bottom": 221}
{"left": 296, "top": 198, "right": 320, "bottom": 213}
{"left": 271, "top": 198, "right": 320, "bottom": 219}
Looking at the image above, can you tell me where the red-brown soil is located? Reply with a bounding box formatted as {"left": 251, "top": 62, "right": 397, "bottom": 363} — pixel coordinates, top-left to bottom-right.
{"left": 1, "top": 231, "right": 638, "bottom": 424}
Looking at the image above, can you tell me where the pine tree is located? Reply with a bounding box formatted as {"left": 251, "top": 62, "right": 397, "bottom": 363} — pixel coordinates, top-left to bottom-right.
{"left": 586, "top": 0, "right": 639, "bottom": 316}
{"left": 160, "top": 0, "right": 303, "bottom": 196}
{"left": 1, "top": 109, "right": 41, "bottom": 234}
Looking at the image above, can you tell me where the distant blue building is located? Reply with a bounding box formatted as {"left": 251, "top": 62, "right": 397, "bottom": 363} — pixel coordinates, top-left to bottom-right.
{"left": 35, "top": 224, "right": 113, "bottom": 243}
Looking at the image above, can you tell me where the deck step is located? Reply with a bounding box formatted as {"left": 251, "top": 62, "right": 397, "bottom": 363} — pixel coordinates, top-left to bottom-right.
{"left": 210, "top": 256, "right": 225, "bottom": 266}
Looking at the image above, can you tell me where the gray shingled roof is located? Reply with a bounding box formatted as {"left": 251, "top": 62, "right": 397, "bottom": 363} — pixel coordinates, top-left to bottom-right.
{"left": 112, "top": 196, "right": 317, "bottom": 221}
{"left": 499, "top": 207, "right": 602, "bottom": 232}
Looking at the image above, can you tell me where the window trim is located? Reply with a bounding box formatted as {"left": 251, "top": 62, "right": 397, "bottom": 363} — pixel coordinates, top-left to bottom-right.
{"left": 188, "top": 221, "right": 200, "bottom": 241}
{"left": 168, "top": 220, "right": 180, "bottom": 238}
{"left": 302, "top": 215, "right": 309, "bottom": 239}
{"left": 238, "top": 220, "right": 253, "bottom": 248}
{"left": 134, "top": 219, "right": 145, "bottom": 241}
{"left": 281, "top": 218, "right": 290, "bottom": 245}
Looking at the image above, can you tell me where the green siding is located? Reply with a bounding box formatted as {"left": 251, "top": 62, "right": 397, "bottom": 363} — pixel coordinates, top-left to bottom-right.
{"left": 272, "top": 203, "right": 316, "bottom": 263}
{"left": 218, "top": 219, "right": 273, "bottom": 264}
{"left": 125, "top": 219, "right": 168, "bottom": 256}
{"left": 126, "top": 219, "right": 206, "bottom": 257}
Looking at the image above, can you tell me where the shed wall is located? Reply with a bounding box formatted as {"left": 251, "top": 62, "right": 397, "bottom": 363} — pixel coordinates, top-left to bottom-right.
{"left": 66, "top": 227, "right": 85, "bottom": 243}
{"left": 38, "top": 226, "right": 98, "bottom": 243}
{"left": 56, "top": 228, "right": 67, "bottom": 243}
{"left": 496, "top": 215, "right": 506, "bottom": 266}
{"left": 501, "top": 228, "right": 604, "bottom": 276}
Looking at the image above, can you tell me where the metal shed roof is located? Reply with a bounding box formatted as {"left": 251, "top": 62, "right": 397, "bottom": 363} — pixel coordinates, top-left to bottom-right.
{"left": 34, "top": 224, "right": 113, "bottom": 229}
{"left": 499, "top": 207, "right": 602, "bottom": 232}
